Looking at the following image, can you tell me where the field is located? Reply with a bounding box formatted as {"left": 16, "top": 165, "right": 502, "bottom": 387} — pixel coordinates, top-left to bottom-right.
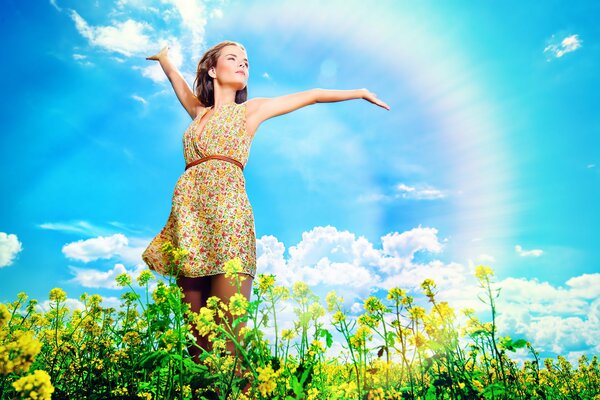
{"left": 1, "top": 245, "right": 598, "bottom": 399}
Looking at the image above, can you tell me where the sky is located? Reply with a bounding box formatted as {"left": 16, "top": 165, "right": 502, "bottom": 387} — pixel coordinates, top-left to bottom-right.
{"left": 1, "top": 0, "right": 599, "bottom": 361}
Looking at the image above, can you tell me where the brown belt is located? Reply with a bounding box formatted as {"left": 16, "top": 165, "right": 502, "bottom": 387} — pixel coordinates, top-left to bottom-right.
{"left": 185, "top": 155, "right": 244, "bottom": 171}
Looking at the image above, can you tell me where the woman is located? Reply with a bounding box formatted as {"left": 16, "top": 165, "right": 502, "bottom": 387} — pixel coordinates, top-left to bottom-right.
{"left": 142, "top": 41, "right": 389, "bottom": 364}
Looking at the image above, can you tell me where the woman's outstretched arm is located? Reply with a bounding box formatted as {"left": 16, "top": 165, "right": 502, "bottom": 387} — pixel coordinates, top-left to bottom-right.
{"left": 247, "top": 88, "right": 389, "bottom": 130}
{"left": 146, "top": 45, "right": 203, "bottom": 119}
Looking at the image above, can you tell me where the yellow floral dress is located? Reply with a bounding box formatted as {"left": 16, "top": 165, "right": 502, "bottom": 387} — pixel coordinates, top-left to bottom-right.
{"left": 142, "top": 101, "right": 256, "bottom": 278}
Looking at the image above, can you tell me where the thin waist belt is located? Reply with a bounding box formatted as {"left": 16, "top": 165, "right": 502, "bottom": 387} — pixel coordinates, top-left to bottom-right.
{"left": 185, "top": 155, "right": 244, "bottom": 171}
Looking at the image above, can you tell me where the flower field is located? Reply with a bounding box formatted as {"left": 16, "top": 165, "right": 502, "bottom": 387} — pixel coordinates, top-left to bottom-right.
{"left": 1, "top": 247, "right": 598, "bottom": 400}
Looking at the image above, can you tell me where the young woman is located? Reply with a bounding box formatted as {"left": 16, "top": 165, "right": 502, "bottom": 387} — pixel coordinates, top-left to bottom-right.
{"left": 142, "top": 41, "right": 389, "bottom": 364}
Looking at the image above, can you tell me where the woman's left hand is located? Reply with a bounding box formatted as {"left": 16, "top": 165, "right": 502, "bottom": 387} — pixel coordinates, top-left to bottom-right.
{"left": 361, "top": 89, "right": 390, "bottom": 110}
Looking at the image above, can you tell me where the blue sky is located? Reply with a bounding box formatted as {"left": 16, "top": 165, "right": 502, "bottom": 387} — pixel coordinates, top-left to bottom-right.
{"left": 1, "top": 0, "right": 599, "bottom": 360}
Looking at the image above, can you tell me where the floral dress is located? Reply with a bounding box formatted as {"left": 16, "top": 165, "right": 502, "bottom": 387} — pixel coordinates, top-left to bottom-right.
{"left": 142, "top": 101, "right": 256, "bottom": 278}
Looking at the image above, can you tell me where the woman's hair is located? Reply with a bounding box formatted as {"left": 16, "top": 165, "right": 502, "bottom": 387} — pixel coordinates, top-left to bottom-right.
{"left": 193, "top": 41, "right": 248, "bottom": 107}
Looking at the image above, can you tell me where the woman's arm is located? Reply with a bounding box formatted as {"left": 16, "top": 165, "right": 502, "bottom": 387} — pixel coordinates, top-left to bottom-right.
{"left": 146, "top": 46, "right": 203, "bottom": 119}
{"left": 247, "top": 88, "right": 389, "bottom": 130}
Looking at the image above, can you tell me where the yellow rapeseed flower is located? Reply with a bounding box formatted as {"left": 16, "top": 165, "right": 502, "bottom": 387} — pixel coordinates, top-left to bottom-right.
{"left": 229, "top": 293, "right": 249, "bottom": 317}
{"left": 223, "top": 258, "right": 243, "bottom": 279}
{"left": 325, "top": 290, "right": 343, "bottom": 312}
{"left": 12, "top": 370, "right": 54, "bottom": 400}
{"left": 474, "top": 265, "right": 494, "bottom": 281}
{"left": 257, "top": 274, "right": 276, "bottom": 294}
{"left": 48, "top": 288, "right": 67, "bottom": 303}
{"left": 136, "top": 269, "right": 154, "bottom": 286}
{"left": 0, "top": 330, "right": 42, "bottom": 375}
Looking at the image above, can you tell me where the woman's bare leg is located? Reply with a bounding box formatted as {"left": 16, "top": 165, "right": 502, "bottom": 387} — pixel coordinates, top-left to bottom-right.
{"left": 177, "top": 275, "right": 212, "bottom": 363}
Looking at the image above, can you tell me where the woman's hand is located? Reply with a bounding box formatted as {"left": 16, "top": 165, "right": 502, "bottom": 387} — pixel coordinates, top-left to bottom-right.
{"left": 360, "top": 88, "right": 390, "bottom": 110}
{"left": 146, "top": 45, "right": 169, "bottom": 61}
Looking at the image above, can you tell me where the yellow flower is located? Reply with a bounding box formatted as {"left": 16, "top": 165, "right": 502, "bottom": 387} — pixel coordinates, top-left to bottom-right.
{"left": 386, "top": 287, "right": 406, "bottom": 302}
{"left": 257, "top": 274, "right": 276, "bottom": 293}
{"left": 332, "top": 310, "right": 346, "bottom": 324}
{"left": 0, "top": 304, "right": 10, "bottom": 327}
{"left": 160, "top": 241, "right": 174, "bottom": 255}
{"left": 281, "top": 329, "right": 296, "bottom": 341}
{"left": 229, "top": 293, "right": 249, "bottom": 317}
{"left": 256, "top": 364, "right": 279, "bottom": 396}
{"left": 115, "top": 273, "right": 132, "bottom": 287}
{"left": 136, "top": 270, "right": 154, "bottom": 286}
{"left": 325, "top": 290, "right": 343, "bottom": 312}
{"left": 364, "top": 296, "right": 386, "bottom": 314}
{"left": 308, "top": 302, "right": 325, "bottom": 320}
{"left": 292, "top": 281, "right": 310, "bottom": 298}
{"left": 12, "top": 370, "right": 54, "bottom": 400}
{"left": 0, "top": 330, "right": 42, "bottom": 375}
{"left": 474, "top": 265, "right": 494, "bottom": 281}
{"left": 48, "top": 288, "right": 67, "bottom": 303}
{"left": 223, "top": 258, "right": 243, "bottom": 279}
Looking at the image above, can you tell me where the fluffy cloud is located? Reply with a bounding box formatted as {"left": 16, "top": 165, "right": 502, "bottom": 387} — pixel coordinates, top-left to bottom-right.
{"left": 62, "top": 234, "right": 126, "bottom": 262}
{"left": 69, "top": 262, "right": 147, "bottom": 289}
{"left": 515, "top": 244, "right": 543, "bottom": 257}
{"left": 70, "top": 11, "right": 154, "bottom": 57}
{"left": 544, "top": 34, "right": 582, "bottom": 60}
{"left": 254, "top": 225, "right": 599, "bottom": 358}
{"left": 0, "top": 232, "right": 23, "bottom": 267}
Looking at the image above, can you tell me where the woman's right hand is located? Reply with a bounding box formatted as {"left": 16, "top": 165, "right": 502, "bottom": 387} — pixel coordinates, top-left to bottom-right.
{"left": 146, "top": 45, "right": 169, "bottom": 61}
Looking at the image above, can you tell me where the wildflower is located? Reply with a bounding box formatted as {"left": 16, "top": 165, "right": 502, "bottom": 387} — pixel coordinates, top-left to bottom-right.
{"left": 474, "top": 265, "right": 494, "bottom": 281}
{"left": 332, "top": 310, "right": 346, "bottom": 324}
{"left": 386, "top": 287, "right": 406, "bottom": 302}
{"left": 229, "top": 293, "right": 249, "bottom": 316}
{"left": 172, "top": 247, "right": 189, "bottom": 261}
{"left": 12, "top": 370, "right": 54, "bottom": 400}
{"left": 136, "top": 269, "right": 154, "bottom": 286}
{"left": 206, "top": 296, "right": 223, "bottom": 310}
{"left": 137, "top": 392, "right": 152, "bottom": 400}
{"left": 308, "top": 302, "right": 325, "bottom": 320}
{"left": 194, "top": 307, "right": 217, "bottom": 336}
{"left": 115, "top": 273, "right": 132, "bottom": 287}
{"left": 0, "top": 330, "right": 42, "bottom": 374}
{"left": 257, "top": 274, "right": 276, "bottom": 293}
{"left": 364, "top": 296, "right": 387, "bottom": 314}
{"left": 48, "top": 288, "right": 67, "bottom": 303}
{"left": 325, "top": 290, "right": 343, "bottom": 312}
{"left": 420, "top": 279, "right": 436, "bottom": 300}
{"left": 272, "top": 285, "right": 290, "bottom": 301}
{"left": 160, "top": 240, "right": 174, "bottom": 255}
{"left": 0, "top": 304, "right": 10, "bottom": 327}
{"left": 256, "top": 364, "right": 279, "bottom": 397}
{"left": 350, "top": 325, "right": 372, "bottom": 349}
{"left": 224, "top": 258, "right": 243, "bottom": 279}
{"left": 307, "top": 387, "right": 320, "bottom": 400}
{"left": 281, "top": 329, "right": 296, "bottom": 341}
{"left": 292, "top": 281, "right": 310, "bottom": 298}
{"left": 408, "top": 306, "right": 426, "bottom": 321}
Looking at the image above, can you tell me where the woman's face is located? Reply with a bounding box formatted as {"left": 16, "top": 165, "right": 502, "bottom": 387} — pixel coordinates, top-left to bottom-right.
{"left": 211, "top": 44, "right": 249, "bottom": 90}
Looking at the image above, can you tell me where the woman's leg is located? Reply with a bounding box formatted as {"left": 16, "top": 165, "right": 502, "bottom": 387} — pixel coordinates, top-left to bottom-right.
{"left": 209, "top": 273, "right": 254, "bottom": 393}
{"left": 209, "top": 273, "right": 253, "bottom": 355}
{"left": 177, "top": 275, "right": 212, "bottom": 363}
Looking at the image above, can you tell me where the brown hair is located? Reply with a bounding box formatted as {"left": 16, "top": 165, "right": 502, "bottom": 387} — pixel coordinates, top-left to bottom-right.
{"left": 193, "top": 41, "right": 248, "bottom": 107}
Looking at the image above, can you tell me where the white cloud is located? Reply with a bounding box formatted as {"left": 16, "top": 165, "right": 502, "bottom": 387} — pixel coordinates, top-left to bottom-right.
{"left": 69, "top": 10, "right": 154, "bottom": 57}
{"left": 61, "top": 233, "right": 149, "bottom": 265}
{"left": 0, "top": 232, "right": 23, "bottom": 267}
{"left": 62, "top": 234, "right": 129, "bottom": 262}
{"left": 358, "top": 182, "right": 447, "bottom": 203}
{"left": 515, "top": 244, "right": 543, "bottom": 257}
{"left": 69, "top": 262, "right": 147, "bottom": 289}
{"left": 38, "top": 220, "right": 110, "bottom": 237}
{"left": 160, "top": 0, "right": 207, "bottom": 62}
{"left": 254, "top": 225, "right": 600, "bottom": 357}
{"left": 49, "top": 0, "right": 61, "bottom": 11}
{"left": 544, "top": 34, "right": 582, "bottom": 59}
{"left": 132, "top": 94, "right": 147, "bottom": 104}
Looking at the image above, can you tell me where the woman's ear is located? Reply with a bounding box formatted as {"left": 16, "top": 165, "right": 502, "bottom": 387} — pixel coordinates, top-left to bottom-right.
{"left": 208, "top": 68, "right": 215, "bottom": 79}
